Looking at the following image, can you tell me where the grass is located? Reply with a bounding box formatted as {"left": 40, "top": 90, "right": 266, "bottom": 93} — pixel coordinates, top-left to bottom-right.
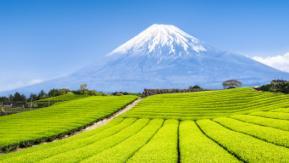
{"left": 127, "top": 119, "right": 178, "bottom": 163}
{"left": 82, "top": 119, "right": 164, "bottom": 163}
{"left": 0, "top": 95, "right": 137, "bottom": 152}
{"left": 122, "top": 88, "right": 289, "bottom": 120}
{"left": 214, "top": 117, "right": 289, "bottom": 148}
{"left": 0, "top": 118, "right": 134, "bottom": 162}
{"left": 0, "top": 107, "right": 36, "bottom": 116}
{"left": 197, "top": 119, "right": 289, "bottom": 162}
{"left": 273, "top": 108, "right": 289, "bottom": 113}
{"left": 36, "top": 92, "right": 85, "bottom": 102}
{"left": 250, "top": 111, "right": 289, "bottom": 120}
{"left": 231, "top": 114, "right": 289, "bottom": 131}
{"left": 40, "top": 119, "right": 149, "bottom": 162}
{"left": 1, "top": 93, "right": 86, "bottom": 116}
{"left": 1, "top": 88, "right": 289, "bottom": 162}
{"left": 1, "top": 116, "right": 289, "bottom": 162}
{"left": 179, "top": 121, "right": 239, "bottom": 163}
{"left": 33, "top": 92, "right": 88, "bottom": 108}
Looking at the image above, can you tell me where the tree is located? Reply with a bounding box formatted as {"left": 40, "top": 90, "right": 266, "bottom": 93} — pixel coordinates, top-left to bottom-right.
{"left": 9, "top": 94, "right": 14, "bottom": 102}
{"left": 0, "top": 96, "right": 9, "bottom": 103}
{"left": 80, "top": 84, "right": 88, "bottom": 91}
{"left": 223, "top": 80, "right": 242, "bottom": 89}
{"left": 259, "top": 80, "right": 289, "bottom": 94}
{"left": 38, "top": 90, "right": 47, "bottom": 99}
{"left": 79, "top": 84, "right": 88, "bottom": 95}
{"left": 188, "top": 85, "right": 202, "bottom": 91}
{"left": 270, "top": 80, "right": 289, "bottom": 93}
{"left": 58, "top": 88, "right": 70, "bottom": 95}
{"left": 48, "top": 89, "right": 58, "bottom": 97}
{"left": 28, "top": 93, "right": 38, "bottom": 101}
{"left": 13, "top": 92, "right": 26, "bottom": 102}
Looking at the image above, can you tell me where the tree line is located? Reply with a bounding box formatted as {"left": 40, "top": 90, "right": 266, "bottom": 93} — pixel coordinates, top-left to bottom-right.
{"left": 257, "top": 80, "right": 289, "bottom": 94}
{"left": 4, "top": 79, "right": 287, "bottom": 105}
{"left": 0, "top": 84, "right": 104, "bottom": 105}
{"left": 142, "top": 80, "right": 244, "bottom": 96}
{"left": 142, "top": 85, "right": 205, "bottom": 96}
{"left": 0, "top": 83, "right": 140, "bottom": 106}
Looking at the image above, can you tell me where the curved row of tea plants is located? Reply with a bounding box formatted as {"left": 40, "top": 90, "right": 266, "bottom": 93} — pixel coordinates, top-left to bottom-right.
{"left": 0, "top": 95, "right": 137, "bottom": 152}
{"left": 231, "top": 114, "right": 289, "bottom": 131}
{"left": 1, "top": 88, "right": 289, "bottom": 162}
{"left": 213, "top": 117, "right": 289, "bottom": 148}
{"left": 123, "top": 88, "right": 289, "bottom": 120}
{"left": 250, "top": 111, "right": 289, "bottom": 120}
{"left": 1, "top": 113, "right": 289, "bottom": 162}
{"left": 197, "top": 119, "right": 289, "bottom": 162}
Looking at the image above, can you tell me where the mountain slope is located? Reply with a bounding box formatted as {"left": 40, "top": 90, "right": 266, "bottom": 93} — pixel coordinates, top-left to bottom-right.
{"left": 3, "top": 24, "right": 289, "bottom": 94}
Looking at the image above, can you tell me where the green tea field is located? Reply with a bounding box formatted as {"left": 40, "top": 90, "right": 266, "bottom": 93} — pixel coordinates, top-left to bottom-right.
{"left": 36, "top": 92, "right": 86, "bottom": 102}
{"left": 0, "top": 95, "right": 137, "bottom": 152}
{"left": 1, "top": 88, "right": 289, "bottom": 162}
{"left": 123, "top": 88, "right": 289, "bottom": 119}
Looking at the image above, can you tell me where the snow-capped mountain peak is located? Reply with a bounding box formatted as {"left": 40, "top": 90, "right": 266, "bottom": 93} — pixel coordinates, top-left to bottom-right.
{"left": 4, "top": 23, "right": 289, "bottom": 96}
{"left": 109, "top": 24, "right": 206, "bottom": 57}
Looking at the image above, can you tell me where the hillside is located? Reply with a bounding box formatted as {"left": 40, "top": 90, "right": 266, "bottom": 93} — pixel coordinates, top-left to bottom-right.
{"left": 0, "top": 95, "right": 137, "bottom": 152}
{"left": 36, "top": 92, "right": 85, "bottom": 102}
{"left": 123, "top": 88, "right": 289, "bottom": 119}
{"left": 33, "top": 92, "right": 87, "bottom": 108}
{"left": 0, "top": 88, "right": 289, "bottom": 162}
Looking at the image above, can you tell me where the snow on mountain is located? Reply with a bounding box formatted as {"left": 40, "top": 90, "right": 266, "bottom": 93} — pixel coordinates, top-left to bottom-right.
{"left": 109, "top": 24, "right": 206, "bottom": 57}
{"left": 2, "top": 24, "right": 289, "bottom": 95}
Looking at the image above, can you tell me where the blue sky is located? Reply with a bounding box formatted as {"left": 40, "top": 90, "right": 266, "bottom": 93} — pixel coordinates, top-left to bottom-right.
{"left": 1, "top": 0, "right": 289, "bottom": 91}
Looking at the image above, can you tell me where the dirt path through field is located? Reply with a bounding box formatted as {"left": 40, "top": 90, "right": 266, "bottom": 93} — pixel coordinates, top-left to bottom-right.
{"left": 84, "top": 97, "right": 142, "bottom": 131}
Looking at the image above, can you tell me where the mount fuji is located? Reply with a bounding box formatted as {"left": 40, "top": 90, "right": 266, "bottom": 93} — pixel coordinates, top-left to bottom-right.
{"left": 5, "top": 24, "right": 289, "bottom": 94}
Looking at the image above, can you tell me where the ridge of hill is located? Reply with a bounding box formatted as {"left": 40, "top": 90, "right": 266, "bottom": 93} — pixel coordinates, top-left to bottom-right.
{"left": 123, "top": 88, "right": 289, "bottom": 119}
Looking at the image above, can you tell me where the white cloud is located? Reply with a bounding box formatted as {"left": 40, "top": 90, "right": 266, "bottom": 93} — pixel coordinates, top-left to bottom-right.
{"left": 0, "top": 79, "right": 43, "bottom": 92}
{"left": 252, "top": 52, "right": 289, "bottom": 73}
